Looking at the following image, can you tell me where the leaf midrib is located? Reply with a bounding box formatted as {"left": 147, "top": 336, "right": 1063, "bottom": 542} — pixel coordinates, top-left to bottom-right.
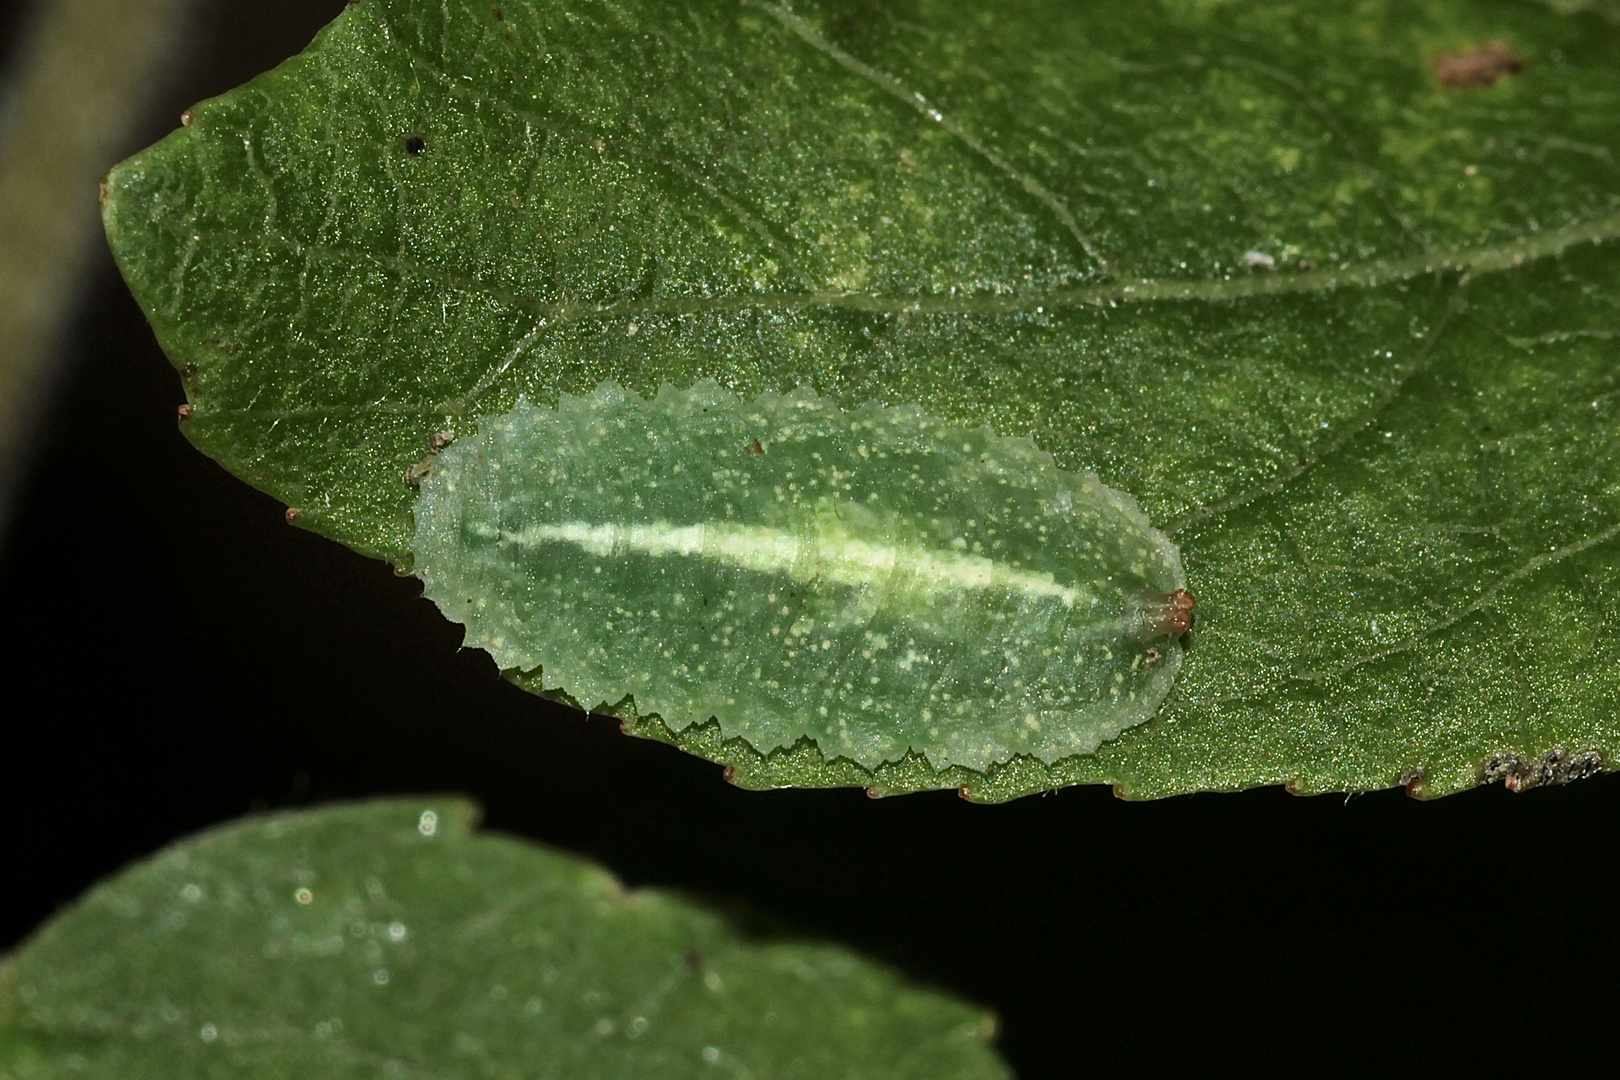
{"left": 148, "top": 189, "right": 1620, "bottom": 341}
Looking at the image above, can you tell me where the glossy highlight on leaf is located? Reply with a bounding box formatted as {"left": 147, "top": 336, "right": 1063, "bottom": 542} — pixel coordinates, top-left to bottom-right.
{"left": 413, "top": 381, "right": 1189, "bottom": 770}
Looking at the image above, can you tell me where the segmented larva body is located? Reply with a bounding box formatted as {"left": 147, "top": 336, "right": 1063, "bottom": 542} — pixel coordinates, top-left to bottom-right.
{"left": 412, "top": 381, "right": 1192, "bottom": 770}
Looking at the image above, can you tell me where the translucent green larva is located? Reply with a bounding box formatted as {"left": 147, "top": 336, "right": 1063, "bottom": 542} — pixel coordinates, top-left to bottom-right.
{"left": 412, "top": 381, "right": 1192, "bottom": 771}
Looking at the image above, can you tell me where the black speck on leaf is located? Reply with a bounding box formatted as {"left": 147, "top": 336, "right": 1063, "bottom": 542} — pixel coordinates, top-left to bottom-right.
{"left": 405, "top": 136, "right": 426, "bottom": 155}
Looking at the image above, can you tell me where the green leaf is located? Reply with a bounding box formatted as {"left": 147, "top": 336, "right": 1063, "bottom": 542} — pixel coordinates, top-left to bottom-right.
{"left": 0, "top": 799, "right": 1007, "bottom": 1078}
{"left": 101, "top": 0, "right": 1620, "bottom": 799}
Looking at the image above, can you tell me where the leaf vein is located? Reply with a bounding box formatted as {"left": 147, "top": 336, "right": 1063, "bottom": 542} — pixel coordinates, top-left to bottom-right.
{"left": 1165, "top": 286, "right": 1466, "bottom": 534}
{"left": 744, "top": 0, "right": 1108, "bottom": 272}
{"left": 1307, "top": 519, "right": 1620, "bottom": 681}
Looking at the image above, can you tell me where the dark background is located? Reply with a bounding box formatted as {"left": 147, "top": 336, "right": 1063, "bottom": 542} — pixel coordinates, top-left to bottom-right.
{"left": 2, "top": 0, "right": 1616, "bottom": 1074}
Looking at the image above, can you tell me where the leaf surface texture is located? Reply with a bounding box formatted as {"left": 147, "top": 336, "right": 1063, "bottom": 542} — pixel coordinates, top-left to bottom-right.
{"left": 101, "top": 0, "right": 1620, "bottom": 798}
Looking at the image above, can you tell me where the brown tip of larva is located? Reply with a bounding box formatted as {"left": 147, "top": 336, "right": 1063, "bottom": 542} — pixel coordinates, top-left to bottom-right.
{"left": 176, "top": 403, "right": 193, "bottom": 421}
{"left": 1142, "top": 588, "right": 1197, "bottom": 638}
{"left": 1110, "top": 783, "right": 1130, "bottom": 800}
{"left": 180, "top": 109, "right": 193, "bottom": 127}
{"left": 865, "top": 786, "right": 884, "bottom": 799}
{"left": 98, "top": 177, "right": 110, "bottom": 204}
{"left": 284, "top": 507, "right": 300, "bottom": 524}
{"left": 957, "top": 784, "right": 974, "bottom": 802}
{"left": 720, "top": 766, "right": 736, "bottom": 784}
{"left": 1166, "top": 589, "right": 1196, "bottom": 633}
{"left": 618, "top": 720, "right": 632, "bottom": 735}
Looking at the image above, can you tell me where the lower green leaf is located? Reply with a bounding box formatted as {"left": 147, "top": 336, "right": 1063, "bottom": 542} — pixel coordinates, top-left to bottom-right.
{"left": 0, "top": 800, "right": 1007, "bottom": 1079}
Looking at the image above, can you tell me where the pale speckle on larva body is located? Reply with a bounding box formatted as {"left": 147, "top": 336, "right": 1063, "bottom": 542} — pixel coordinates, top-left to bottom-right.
{"left": 412, "top": 381, "right": 1190, "bottom": 771}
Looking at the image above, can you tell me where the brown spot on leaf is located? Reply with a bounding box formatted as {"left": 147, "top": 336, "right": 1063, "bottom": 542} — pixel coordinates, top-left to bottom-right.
{"left": 429, "top": 429, "right": 456, "bottom": 451}
{"left": 957, "top": 784, "right": 975, "bottom": 802}
{"left": 176, "top": 404, "right": 193, "bottom": 421}
{"left": 865, "top": 786, "right": 884, "bottom": 799}
{"left": 1482, "top": 747, "right": 1603, "bottom": 792}
{"left": 1431, "top": 41, "right": 1523, "bottom": 88}
{"left": 284, "top": 507, "right": 301, "bottom": 524}
{"left": 721, "top": 765, "right": 736, "bottom": 784}
{"left": 745, "top": 438, "right": 764, "bottom": 455}
{"left": 492, "top": 6, "right": 504, "bottom": 19}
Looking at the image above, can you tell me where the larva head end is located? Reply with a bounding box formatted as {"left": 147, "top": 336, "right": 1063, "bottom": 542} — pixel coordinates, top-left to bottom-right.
{"left": 1141, "top": 588, "right": 1196, "bottom": 638}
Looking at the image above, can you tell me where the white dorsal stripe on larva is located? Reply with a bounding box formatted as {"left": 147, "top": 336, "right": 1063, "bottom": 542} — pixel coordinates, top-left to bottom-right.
{"left": 487, "top": 519, "right": 1098, "bottom": 608}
